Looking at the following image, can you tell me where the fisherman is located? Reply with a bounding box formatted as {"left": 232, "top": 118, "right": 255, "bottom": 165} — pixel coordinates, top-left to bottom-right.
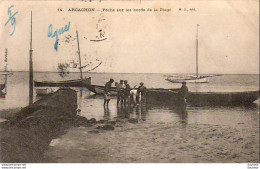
{"left": 178, "top": 82, "right": 188, "bottom": 105}
{"left": 123, "top": 80, "right": 131, "bottom": 106}
{"left": 137, "top": 82, "right": 147, "bottom": 103}
{"left": 104, "top": 78, "right": 114, "bottom": 107}
{"left": 116, "top": 80, "right": 124, "bottom": 106}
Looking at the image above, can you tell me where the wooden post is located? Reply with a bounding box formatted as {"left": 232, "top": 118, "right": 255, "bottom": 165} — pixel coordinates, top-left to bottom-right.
{"left": 196, "top": 24, "right": 199, "bottom": 79}
{"left": 76, "top": 30, "right": 83, "bottom": 80}
{"left": 4, "top": 49, "right": 8, "bottom": 94}
{"left": 29, "top": 11, "right": 33, "bottom": 105}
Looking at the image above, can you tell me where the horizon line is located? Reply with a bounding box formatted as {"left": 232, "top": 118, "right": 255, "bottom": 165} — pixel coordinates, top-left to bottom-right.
{"left": 0, "top": 71, "right": 259, "bottom": 75}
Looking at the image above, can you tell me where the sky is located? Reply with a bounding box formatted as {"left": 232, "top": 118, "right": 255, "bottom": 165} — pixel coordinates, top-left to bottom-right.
{"left": 0, "top": 0, "right": 259, "bottom": 74}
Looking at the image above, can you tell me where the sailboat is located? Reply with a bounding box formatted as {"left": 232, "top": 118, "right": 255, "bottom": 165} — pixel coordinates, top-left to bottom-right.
{"left": 34, "top": 29, "right": 91, "bottom": 88}
{"left": 166, "top": 24, "right": 209, "bottom": 83}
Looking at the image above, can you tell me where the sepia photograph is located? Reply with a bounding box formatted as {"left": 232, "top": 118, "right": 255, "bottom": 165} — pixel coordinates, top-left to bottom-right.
{"left": 0, "top": 0, "right": 259, "bottom": 167}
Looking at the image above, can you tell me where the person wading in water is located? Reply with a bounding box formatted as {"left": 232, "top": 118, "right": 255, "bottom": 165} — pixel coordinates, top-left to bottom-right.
{"left": 123, "top": 80, "right": 131, "bottom": 106}
{"left": 104, "top": 78, "right": 114, "bottom": 107}
{"left": 178, "top": 82, "right": 189, "bottom": 105}
{"left": 116, "top": 80, "right": 124, "bottom": 106}
{"left": 137, "top": 82, "right": 147, "bottom": 104}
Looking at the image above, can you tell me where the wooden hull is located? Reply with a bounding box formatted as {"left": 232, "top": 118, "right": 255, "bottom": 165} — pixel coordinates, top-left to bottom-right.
{"left": 86, "top": 84, "right": 180, "bottom": 95}
{"left": 86, "top": 84, "right": 259, "bottom": 106}
{"left": 86, "top": 84, "right": 118, "bottom": 95}
{"left": 34, "top": 77, "right": 91, "bottom": 87}
{"left": 166, "top": 77, "right": 209, "bottom": 83}
{"left": 146, "top": 90, "right": 259, "bottom": 106}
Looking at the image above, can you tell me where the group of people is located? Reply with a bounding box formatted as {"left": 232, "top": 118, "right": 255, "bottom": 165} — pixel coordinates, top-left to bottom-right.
{"left": 104, "top": 79, "right": 147, "bottom": 107}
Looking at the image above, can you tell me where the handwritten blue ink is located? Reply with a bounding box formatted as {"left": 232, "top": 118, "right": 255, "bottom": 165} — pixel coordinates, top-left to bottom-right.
{"left": 48, "top": 21, "right": 71, "bottom": 51}
{"left": 4, "top": 5, "right": 18, "bottom": 36}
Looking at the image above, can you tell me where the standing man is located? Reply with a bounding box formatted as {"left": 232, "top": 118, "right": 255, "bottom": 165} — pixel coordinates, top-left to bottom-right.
{"left": 104, "top": 78, "right": 114, "bottom": 107}
{"left": 178, "top": 82, "right": 189, "bottom": 105}
{"left": 116, "top": 80, "right": 124, "bottom": 106}
{"left": 123, "top": 80, "right": 131, "bottom": 106}
{"left": 137, "top": 82, "right": 147, "bottom": 103}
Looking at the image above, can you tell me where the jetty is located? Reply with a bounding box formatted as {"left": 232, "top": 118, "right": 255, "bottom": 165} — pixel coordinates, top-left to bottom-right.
{"left": 0, "top": 88, "right": 77, "bottom": 163}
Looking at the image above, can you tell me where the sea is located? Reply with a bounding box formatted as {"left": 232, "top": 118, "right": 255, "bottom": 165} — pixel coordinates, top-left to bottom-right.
{"left": 0, "top": 72, "right": 259, "bottom": 162}
{"left": 0, "top": 72, "right": 259, "bottom": 122}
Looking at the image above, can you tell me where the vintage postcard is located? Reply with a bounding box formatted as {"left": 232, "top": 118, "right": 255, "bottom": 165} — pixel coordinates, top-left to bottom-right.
{"left": 0, "top": 0, "right": 259, "bottom": 166}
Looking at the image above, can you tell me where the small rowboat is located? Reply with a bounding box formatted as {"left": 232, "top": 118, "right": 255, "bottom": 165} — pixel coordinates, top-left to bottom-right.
{"left": 86, "top": 84, "right": 118, "bottom": 95}
{"left": 34, "top": 77, "right": 91, "bottom": 87}
{"left": 35, "top": 87, "right": 55, "bottom": 95}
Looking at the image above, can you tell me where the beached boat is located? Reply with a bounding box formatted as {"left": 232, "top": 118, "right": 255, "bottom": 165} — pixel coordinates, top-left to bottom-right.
{"left": 86, "top": 84, "right": 259, "bottom": 106}
{"left": 34, "top": 78, "right": 91, "bottom": 87}
{"left": 146, "top": 89, "right": 259, "bottom": 106}
{"left": 35, "top": 87, "right": 55, "bottom": 95}
{"left": 86, "top": 84, "right": 118, "bottom": 95}
{"left": 86, "top": 84, "right": 180, "bottom": 95}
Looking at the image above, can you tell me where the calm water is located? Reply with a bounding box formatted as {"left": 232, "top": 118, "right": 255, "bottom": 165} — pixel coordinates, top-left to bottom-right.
{"left": 0, "top": 72, "right": 259, "bottom": 128}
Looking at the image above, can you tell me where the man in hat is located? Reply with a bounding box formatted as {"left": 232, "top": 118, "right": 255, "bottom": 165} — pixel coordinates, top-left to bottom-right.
{"left": 104, "top": 78, "right": 114, "bottom": 107}
{"left": 123, "top": 80, "right": 131, "bottom": 106}
{"left": 178, "top": 82, "right": 188, "bottom": 105}
{"left": 137, "top": 82, "right": 147, "bottom": 103}
{"left": 116, "top": 80, "right": 124, "bottom": 106}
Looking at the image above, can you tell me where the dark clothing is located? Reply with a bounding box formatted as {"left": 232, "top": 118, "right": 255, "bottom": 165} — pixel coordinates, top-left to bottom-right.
{"left": 178, "top": 85, "right": 188, "bottom": 98}
{"left": 178, "top": 85, "right": 188, "bottom": 105}
{"left": 122, "top": 84, "right": 131, "bottom": 105}
{"left": 137, "top": 85, "right": 147, "bottom": 102}
{"left": 124, "top": 84, "right": 131, "bottom": 96}
{"left": 137, "top": 85, "right": 146, "bottom": 97}
{"left": 104, "top": 82, "right": 112, "bottom": 94}
{"left": 116, "top": 83, "right": 124, "bottom": 105}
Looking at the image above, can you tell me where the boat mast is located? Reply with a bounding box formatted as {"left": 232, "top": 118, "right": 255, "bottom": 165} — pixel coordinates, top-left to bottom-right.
{"left": 76, "top": 29, "right": 83, "bottom": 79}
{"left": 4, "top": 49, "right": 8, "bottom": 93}
{"left": 196, "top": 24, "right": 199, "bottom": 78}
{"left": 29, "top": 11, "right": 33, "bottom": 105}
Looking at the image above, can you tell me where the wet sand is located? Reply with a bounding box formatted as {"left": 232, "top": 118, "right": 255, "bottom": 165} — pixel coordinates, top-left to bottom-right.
{"left": 43, "top": 116, "right": 259, "bottom": 163}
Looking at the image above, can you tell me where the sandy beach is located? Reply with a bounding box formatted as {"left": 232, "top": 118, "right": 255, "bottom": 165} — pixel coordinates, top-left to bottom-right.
{"left": 43, "top": 115, "right": 259, "bottom": 163}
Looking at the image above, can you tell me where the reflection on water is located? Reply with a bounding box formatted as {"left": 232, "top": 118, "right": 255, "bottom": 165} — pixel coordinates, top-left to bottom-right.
{"left": 114, "top": 104, "right": 148, "bottom": 122}
{"left": 78, "top": 90, "right": 258, "bottom": 129}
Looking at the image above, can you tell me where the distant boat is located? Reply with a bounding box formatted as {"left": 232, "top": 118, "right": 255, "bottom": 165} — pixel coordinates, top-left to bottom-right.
{"left": 34, "top": 30, "right": 91, "bottom": 87}
{"left": 86, "top": 84, "right": 259, "bottom": 106}
{"left": 34, "top": 78, "right": 91, "bottom": 87}
{"left": 166, "top": 24, "right": 209, "bottom": 83}
{"left": 166, "top": 75, "right": 209, "bottom": 83}
{"left": 0, "top": 72, "right": 13, "bottom": 75}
